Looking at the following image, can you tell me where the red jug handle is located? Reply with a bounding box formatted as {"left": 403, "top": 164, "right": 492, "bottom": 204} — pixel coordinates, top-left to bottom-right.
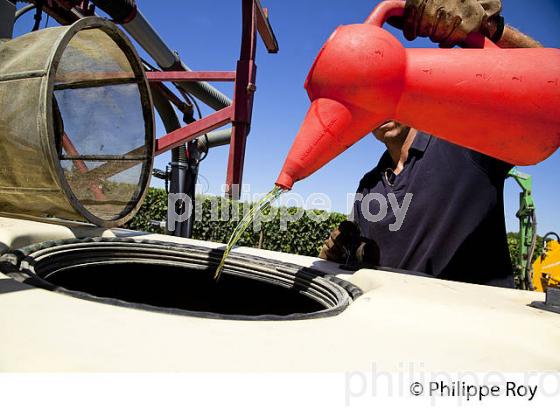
{"left": 365, "top": 0, "right": 499, "bottom": 49}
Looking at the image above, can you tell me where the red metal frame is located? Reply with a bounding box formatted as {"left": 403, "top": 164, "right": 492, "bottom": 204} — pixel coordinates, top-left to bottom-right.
{"left": 39, "top": 0, "right": 279, "bottom": 201}
{"left": 155, "top": 106, "right": 233, "bottom": 155}
{"left": 148, "top": 0, "right": 278, "bottom": 199}
{"left": 225, "top": 0, "right": 259, "bottom": 199}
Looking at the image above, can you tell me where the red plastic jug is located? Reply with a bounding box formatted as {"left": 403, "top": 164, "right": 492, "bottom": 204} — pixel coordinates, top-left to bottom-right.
{"left": 276, "top": 0, "right": 560, "bottom": 190}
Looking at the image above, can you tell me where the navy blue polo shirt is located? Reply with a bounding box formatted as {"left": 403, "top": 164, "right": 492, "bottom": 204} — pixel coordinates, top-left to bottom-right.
{"left": 351, "top": 132, "right": 514, "bottom": 287}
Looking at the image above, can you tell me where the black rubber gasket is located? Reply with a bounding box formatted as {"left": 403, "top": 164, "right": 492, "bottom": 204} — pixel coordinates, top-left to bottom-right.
{"left": 0, "top": 237, "right": 362, "bottom": 321}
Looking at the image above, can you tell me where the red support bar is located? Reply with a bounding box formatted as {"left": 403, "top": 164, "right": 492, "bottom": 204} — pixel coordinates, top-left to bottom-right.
{"left": 226, "top": 122, "right": 250, "bottom": 198}
{"left": 147, "top": 71, "right": 237, "bottom": 82}
{"left": 225, "top": 0, "right": 259, "bottom": 199}
{"left": 155, "top": 106, "right": 233, "bottom": 155}
{"left": 255, "top": 0, "right": 279, "bottom": 53}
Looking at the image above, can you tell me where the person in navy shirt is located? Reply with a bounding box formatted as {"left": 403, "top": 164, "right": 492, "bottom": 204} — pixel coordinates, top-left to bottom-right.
{"left": 319, "top": 0, "right": 543, "bottom": 287}
{"left": 319, "top": 121, "right": 514, "bottom": 288}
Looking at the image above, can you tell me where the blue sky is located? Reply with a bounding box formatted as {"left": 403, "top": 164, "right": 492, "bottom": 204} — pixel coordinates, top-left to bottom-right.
{"left": 14, "top": 1, "right": 560, "bottom": 234}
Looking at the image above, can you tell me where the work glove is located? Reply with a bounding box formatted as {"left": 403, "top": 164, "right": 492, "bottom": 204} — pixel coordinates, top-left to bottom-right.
{"left": 355, "top": 239, "right": 380, "bottom": 266}
{"left": 319, "top": 221, "right": 361, "bottom": 264}
{"left": 389, "top": 0, "right": 503, "bottom": 47}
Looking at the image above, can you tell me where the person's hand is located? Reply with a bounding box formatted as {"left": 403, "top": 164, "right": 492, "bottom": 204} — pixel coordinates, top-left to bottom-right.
{"left": 389, "top": 0, "right": 502, "bottom": 47}
{"left": 355, "top": 239, "right": 380, "bottom": 266}
{"left": 319, "top": 221, "right": 361, "bottom": 263}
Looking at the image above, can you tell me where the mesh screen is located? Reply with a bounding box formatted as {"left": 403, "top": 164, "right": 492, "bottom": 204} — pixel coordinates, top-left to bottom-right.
{"left": 54, "top": 29, "right": 135, "bottom": 85}
{"left": 53, "top": 28, "right": 148, "bottom": 221}
{"left": 0, "top": 20, "right": 151, "bottom": 226}
{"left": 54, "top": 84, "right": 146, "bottom": 156}
{"left": 0, "top": 27, "right": 63, "bottom": 76}
{"left": 60, "top": 161, "right": 142, "bottom": 219}
{"left": 0, "top": 27, "right": 80, "bottom": 221}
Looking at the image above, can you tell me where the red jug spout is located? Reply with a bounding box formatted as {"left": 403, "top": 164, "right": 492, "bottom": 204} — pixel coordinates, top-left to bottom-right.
{"left": 276, "top": 17, "right": 406, "bottom": 190}
{"left": 276, "top": 98, "right": 354, "bottom": 190}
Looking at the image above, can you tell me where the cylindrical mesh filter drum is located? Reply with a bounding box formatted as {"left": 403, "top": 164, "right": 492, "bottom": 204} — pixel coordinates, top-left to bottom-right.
{"left": 0, "top": 17, "right": 154, "bottom": 227}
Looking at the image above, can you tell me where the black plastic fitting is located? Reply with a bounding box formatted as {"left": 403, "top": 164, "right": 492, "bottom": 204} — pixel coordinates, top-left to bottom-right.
{"left": 91, "top": 0, "right": 137, "bottom": 24}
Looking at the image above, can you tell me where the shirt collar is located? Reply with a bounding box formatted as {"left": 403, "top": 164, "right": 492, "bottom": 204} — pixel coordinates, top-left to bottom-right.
{"left": 377, "top": 130, "right": 431, "bottom": 171}
{"left": 409, "top": 131, "right": 431, "bottom": 153}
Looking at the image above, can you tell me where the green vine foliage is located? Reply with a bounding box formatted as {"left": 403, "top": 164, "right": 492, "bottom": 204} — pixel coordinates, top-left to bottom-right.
{"left": 126, "top": 188, "right": 346, "bottom": 257}
{"left": 128, "top": 188, "right": 529, "bottom": 263}
{"left": 507, "top": 232, "right": 544, "bottom": 274}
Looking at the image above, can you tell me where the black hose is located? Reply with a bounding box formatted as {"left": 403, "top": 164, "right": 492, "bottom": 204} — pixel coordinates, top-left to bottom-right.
{"left": 31, "top": 1, "right": 42, "bottom": 31}
{"left": 149, "top": 83, "right": 193, "bottom": 236}
{"left": 543, "top": 232, "right": 560, "bottom": 243}
{"left": 524, "top": 211, "right": 538, "bottom": 291}
{"left": 91, "top": 0, "right": 136, "bottom": 24}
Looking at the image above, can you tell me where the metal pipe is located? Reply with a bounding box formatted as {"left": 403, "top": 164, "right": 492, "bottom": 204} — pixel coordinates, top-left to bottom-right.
{"left": 15, "top": 3, "right": 34, "bottom": 21}
{"left": 169, "top": 139, "right": 189, "bottom": 238}
{"left": 89, "top": 0, "right": 231, "bottom": 110}
{"left": 123, "top": 10, "right": 176, "bottom": 68}
{"left": 197, "top": 128, "right": 232, "bottom": 152}
{"left": 182, "top": 141, "right": 200, "bottom": 237}
{"left": 150, "top": 83, "right": 199, "bottom": 238}
{"left": 122, "top": 9, "right": 232, "bottom": 110}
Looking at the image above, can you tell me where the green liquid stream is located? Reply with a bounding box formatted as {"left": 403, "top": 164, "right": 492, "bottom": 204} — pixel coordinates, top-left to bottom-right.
{"left": 214, "top": 186, "right": 284, "bottom": 280}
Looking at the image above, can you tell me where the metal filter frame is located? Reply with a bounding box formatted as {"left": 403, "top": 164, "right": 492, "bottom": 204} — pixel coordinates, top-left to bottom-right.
{"left": 0, "top": 17, "right": 154, "bottom": 227}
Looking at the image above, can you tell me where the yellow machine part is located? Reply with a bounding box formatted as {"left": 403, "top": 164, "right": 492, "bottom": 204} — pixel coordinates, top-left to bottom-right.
{"left": 533, "top": 240, "right": 560, "bottom": 292}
